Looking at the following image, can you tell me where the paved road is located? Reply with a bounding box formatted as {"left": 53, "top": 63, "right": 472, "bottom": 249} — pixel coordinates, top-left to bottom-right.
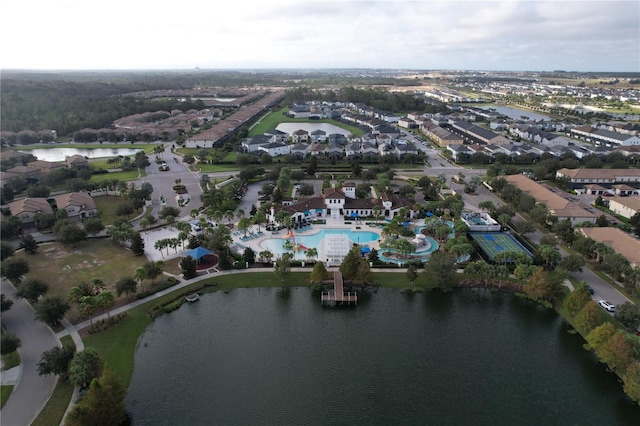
{"left": 1, "top": 279, "right": 59, "bottom": 426}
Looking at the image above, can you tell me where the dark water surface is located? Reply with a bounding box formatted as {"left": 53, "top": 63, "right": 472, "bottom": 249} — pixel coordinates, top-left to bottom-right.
{"left": 126, "top": 288, "right": 640, "bottom": 425}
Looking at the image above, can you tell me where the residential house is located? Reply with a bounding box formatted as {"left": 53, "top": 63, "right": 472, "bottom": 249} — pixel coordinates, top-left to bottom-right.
{"left": 259, "top": 142, "right": 291, "bottom": 157}
{"left": 292, "top": 129, "right": 310, "bottom": 144}
{"left": 608, "top": 196, "right": 640, "bottom": 219}
{"left": 66, "top": 154, "right": 89, "bottom": 169}
{"left": 579, "top": 227, "right": 640, "bottom": 268}
{"left": 54, "top": 192, "right": 98, "bottom": 219}
{"left": 290, "top": 143, "right": 309, "bottom": 160}
{"left": 242, "top": 135, "right": 272, "bottom": 152}
{"left": 8, "top": 197, "right": 54, "bottom": 224}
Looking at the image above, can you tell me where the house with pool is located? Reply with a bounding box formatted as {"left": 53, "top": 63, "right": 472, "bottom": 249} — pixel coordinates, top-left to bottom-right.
{"left": 267, "top": 182, "right": 415, "bottom": 226}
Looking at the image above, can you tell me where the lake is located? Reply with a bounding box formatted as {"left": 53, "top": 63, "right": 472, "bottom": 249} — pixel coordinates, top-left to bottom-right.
{"left": 276, "top": 122, "right": 352, "bottom": 136}
{"left": 478, "top": 106, "right": 552, "bottom": 122}
{"left": 126, "top": 288, "right": 640, "bottom": 425}
{"left": 20, "top": 148, "right": 143, "bottom": 162}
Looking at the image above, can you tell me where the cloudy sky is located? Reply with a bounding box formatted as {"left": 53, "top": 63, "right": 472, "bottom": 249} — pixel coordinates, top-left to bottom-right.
{"left": 2, "top": 0, "right": 638, "bottom": 72}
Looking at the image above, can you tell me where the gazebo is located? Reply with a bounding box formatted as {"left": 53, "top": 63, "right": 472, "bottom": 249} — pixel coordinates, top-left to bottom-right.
{"left": 184, "top": 247, "right": 215, "bottom": 266}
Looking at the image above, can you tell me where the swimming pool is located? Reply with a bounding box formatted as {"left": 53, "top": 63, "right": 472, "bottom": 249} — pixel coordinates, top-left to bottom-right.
{"left": 261, "top": 229, "right": 380, "bottom": 258}
{"left": 378, "top": 236, "right": 439, "bottom": 264}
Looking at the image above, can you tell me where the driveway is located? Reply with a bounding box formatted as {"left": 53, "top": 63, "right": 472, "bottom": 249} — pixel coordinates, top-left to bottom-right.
{"left": 1, "top": 279, "right": 59, "bottom": 426}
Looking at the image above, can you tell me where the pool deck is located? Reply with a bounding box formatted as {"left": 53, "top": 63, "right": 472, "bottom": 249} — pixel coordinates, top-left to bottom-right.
{"left": 232, "top": 216, "right": 383, "bottom": 262}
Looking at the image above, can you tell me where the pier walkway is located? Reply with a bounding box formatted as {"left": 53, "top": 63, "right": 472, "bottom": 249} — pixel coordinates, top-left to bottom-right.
{"left": 321, "top": 270, "right": 357, "bottom": 306}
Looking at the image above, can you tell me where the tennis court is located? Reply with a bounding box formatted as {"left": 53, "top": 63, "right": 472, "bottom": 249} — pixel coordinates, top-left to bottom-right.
{"left": 470, "top": 232, "right": 531, "bottom": 262}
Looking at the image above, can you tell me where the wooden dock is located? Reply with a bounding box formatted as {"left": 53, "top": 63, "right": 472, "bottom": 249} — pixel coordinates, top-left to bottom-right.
{"left": 321, "top": 270, "right": 357, "bottom": 306}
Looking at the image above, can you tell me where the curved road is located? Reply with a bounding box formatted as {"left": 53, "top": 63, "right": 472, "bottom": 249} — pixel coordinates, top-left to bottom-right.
{"left": 1, "top": 279, "right": 59, "bottom": 426}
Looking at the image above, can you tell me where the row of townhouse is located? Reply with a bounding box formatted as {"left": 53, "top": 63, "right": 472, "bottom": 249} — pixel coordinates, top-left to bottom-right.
{"left": 555, "top": 168, "right": 640, "bottom": 197}
{"left": 503, "top": 174, "right": 599, "bottom": 226}
{"left": 7, "top": 191, "right": 98, "bottom": 224}
{"left": 420, "top": 121, "right": 463, "bottom": 147}
{"left": 579, "top": 227, "right": 640, "bottom": 268}
{"left": 346, "top": 103, "right": 403, "bottom": 123}
{"left": 285, "top": 102, "right": 342, "bottom": 119}
{"left": 449, "top": 120, "right": 513, "bottom": 145}
{"left": 508, "top": 124, "right": 573, "bottom": 147}
{"left": 242, "top": 138, "right": 419, "bottom": 160}
{"left": 570, "top": 125, "right": 640, "bottom": 146}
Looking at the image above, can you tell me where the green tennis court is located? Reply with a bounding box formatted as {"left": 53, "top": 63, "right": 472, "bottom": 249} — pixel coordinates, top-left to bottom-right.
{"left": 470, "top": 232, "right": 531, "bottom": 262}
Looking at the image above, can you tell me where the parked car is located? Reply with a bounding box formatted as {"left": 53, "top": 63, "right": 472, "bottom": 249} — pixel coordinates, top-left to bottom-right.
{"left": 598, "top": 300, "right": 616, "bottom": 312}
{"left": 586, "top": 285, "right": 594, "bottom": 295}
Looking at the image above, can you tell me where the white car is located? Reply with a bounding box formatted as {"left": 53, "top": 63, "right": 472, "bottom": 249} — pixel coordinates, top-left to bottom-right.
{"left": 598, "top": 300, "right": 616, "bottom": 312}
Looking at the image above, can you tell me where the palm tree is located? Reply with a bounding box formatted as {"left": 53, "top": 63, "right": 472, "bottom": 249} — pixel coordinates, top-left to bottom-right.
{"left": 96, "top": 291, "right": 115, "bottom": 319}
{"left": 224, "top": 210, "right": 234, "bottom": 224}
{"left": 373, "top": 205, "right": 382, "bottom": 224}
{"left": 135, "top": 267, "right": 147, "bottom": 292}
{"left": 305, "top": 247, "right": 318, "bottom": 262}
{"left": 154, "top": 240, "right": 166, "bottom": 258}
{"left": 79, "top": 296, "right": 98, "bottom": 325}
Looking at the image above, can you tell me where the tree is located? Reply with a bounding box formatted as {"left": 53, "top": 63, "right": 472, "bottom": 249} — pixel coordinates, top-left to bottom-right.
{"left": 1, "top": 257, "right": 30, "bottom": 283}
{"left": 67, "top": 364, "right": 127, "bottom": 426}
{"left": 20, "top": 234, "right": 39, "bottom": 254}
{"left": 614, "top": 302, "right": 640, "bottom": 331}
{"left": 406, "top": 264, "right": 418, "bottom": 287}
{"left": 1, "top": 294, "right": 13, "bottom": 312}
{"left": 1, "top": 241, "right": 15, "bottom": 260}
{"left": 310, "top": 261, "right": 329, "bottom": 284}
{"left": 305, "top": 247, "right": 318, "bottom": 262}
{"left": 524, "top": 268, "right": 562, "bottom": 301}
{"left": 536, "top": 245, "right": 561, "bottom": 271}
{"left": 14, "top": 278, "right": 49, "bottom": 304}
{"left": 129, "top": 232, "right": 145, "bottom": 256}
{"left": 34, "top": 295, "right": 70, "bottom": 326}
{"left": 38, "top": 345, "right": 76, "bottom": 380}
{"left": 423, "top": 251, "right": 457, "bottom": 291}
{"left": 243, "top": 247, "right": 256, "bottom": 265}
{"left": 599, "top": 333, "right": 633, "bottom": 373}
{"left": 83, "top": 217, "right": 105, "bottom": 236}
{"left": 115, "top": 277, "right": 137, "bottom": 297}
{"left": 622, "top": 362, "right": 640, "bottom": 405}
{"left": 574, "top": 301, "right": 604, "bottom": 335}
{"left": 180, "top": 256, "right": 198, "bottom": 279}
{"left": 564, "top": 283, "right": 592, "bottom": 317}
{"left": 69, "top": 347, "right": 102, "bottom": 388}
{"left": 340, "top": 247, "right": 363, "bottom": 281}
{"left": 55, "top": 222, "right": 87, "bottom": 247}
{"left": 79, "top": 296, "right": 99, "bottom": 324}
{"left": 274, "top": 254, "right": 292, "bottom": 283}
{"left": 558, "top": 254, "right": 585, "bottom": 273}
{"left": 258, "top": 250, "right": 274, "bottom": 264}
{"left": 1, "top": 330, "right": 21, "bottom": 355}
{"left": 96, "top": 291, "right": 116, "bottom": 319}
{"left": 143, "top": 261, "right": 164, "bottom": 282}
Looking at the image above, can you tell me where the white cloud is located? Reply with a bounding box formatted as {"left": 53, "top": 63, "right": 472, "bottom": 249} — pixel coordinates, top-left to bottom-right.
{"left": 1, "top": 0, "right": 638, "bottom": 71}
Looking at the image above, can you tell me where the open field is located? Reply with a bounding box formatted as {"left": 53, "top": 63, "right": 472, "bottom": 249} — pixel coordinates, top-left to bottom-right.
{"left": 249, "top": 107, "right": 364, "bottom": 137}
{"left": 93, "top": 195, "right": 143, "bottom": 225}
{"left": 15, "top": 239, "right": 148, "bottom": 303}
{"left": 90, "top": 169, "right": 142, "bottom": 183}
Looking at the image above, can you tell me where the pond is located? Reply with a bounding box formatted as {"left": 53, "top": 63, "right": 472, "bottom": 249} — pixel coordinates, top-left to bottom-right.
{"left": 276, "top": 122, "right": 352, "bottom": 136}
{"left": 126, "top": 288, "right": 640, "bottom": 425}
{"left": 477, "top": 106, "right": 552, "bottom": 122}
{"left": 20, "top": 147, "right": 143, "bottom": 162}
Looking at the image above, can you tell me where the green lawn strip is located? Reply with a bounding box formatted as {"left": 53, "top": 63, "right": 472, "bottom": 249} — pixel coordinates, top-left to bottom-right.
{"left": 93, "top": 195, "right": 143, "bottom": 225}
{"left": 1, "top": 386, "right": 14, "bottom": 408}
{"left": 90, "top": 169, "right": 141, "bottom": 183}
{"left": 30, "top": 380, "right": 75, "bottom": 426}
{"left": 2, "top": 351, "right": 20, "bottom": 370}
{"left": 28, "top": 335, "right": 75, "bottom": 426}
{"left": 193, "top": 164, "right": 242, "bottom": 173}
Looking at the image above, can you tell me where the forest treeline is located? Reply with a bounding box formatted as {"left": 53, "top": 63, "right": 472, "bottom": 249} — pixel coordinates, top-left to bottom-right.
{"left": 1, "top": 70, "right": 432, "bottom": 138}
{"left": 284, "top": 86, "right": 447, "bottom": 114}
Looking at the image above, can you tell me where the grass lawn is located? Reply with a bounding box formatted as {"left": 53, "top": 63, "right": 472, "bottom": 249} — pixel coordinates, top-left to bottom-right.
{"left": 16, "top": 239, "right": 148, "bottom": 319}
{"left": 93, "top": 195, "right": 143, "bottom": 225}
{"left": 193, "top": 163, "right": 241, "bottom": 173}
{"left": 90, "top": 169, "right": 142, "bottom": 183}
{"left": 249, "top": 107, "right": 363, "bottom": 137}
{"left": 1, "top": 386, "right": 13, "bottom": 408}
{"left": 2, "top": 351, "right": 20, "bottom": 370}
